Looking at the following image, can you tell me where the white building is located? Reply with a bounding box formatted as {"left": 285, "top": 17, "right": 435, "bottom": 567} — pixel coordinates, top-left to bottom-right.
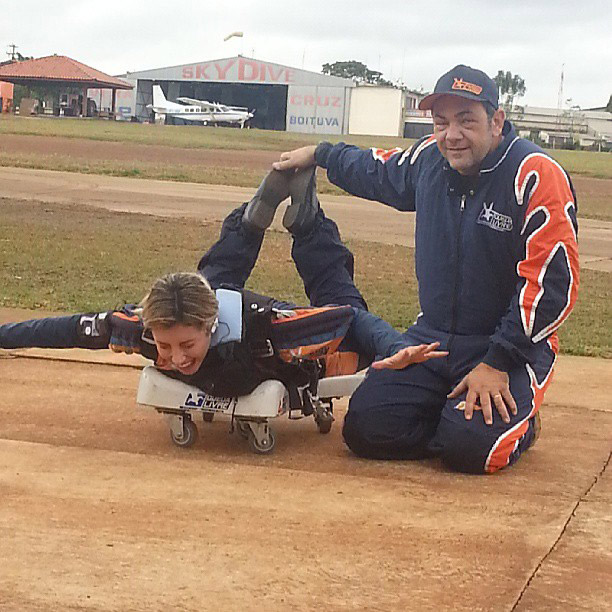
{"left": 347, "top": 85, "right": 431, "bottom": 138}
{"left": 90, "top": 56, "right": 354, "bottom": 134}
{"left": 348, "top": 86, "right": 404, "bottom": 136}
{"left": 89, "top": 57, "right": 437, "bottom": 138}
{"left": 507, "top": 106, "right": 612, "bottom": 150}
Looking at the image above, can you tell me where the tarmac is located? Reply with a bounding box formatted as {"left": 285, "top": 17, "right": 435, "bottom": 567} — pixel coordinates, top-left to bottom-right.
{"left": 0, "top": 341, "right": 610, "bottom": 611}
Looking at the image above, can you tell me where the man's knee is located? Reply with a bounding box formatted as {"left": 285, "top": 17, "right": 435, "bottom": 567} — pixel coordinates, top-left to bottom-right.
{"left": 342, "top": 385, "right": 436, "bottom": 460}
{"left": 430, "top": 414, "right": 534, "bottom": 475}
{"left": 342, "top": 408, "right": 379, "bottom": 458}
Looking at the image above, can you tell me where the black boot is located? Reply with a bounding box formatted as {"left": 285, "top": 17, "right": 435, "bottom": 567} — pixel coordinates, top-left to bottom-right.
{"left": 242, "top": 169, "right": 291, "bottom": 232}
{"left": 282, "top": 167, "right": 320, "bottom": 236}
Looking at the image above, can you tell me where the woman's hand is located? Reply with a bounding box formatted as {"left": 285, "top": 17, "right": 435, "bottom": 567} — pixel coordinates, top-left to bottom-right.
{"left": 371, "top": 342, "right": 448, "bottom": 370}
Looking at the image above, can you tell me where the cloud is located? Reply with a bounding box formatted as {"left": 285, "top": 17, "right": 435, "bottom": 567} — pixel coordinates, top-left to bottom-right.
{"left": 1, "top": 0, "right": 609, "bottom": 107}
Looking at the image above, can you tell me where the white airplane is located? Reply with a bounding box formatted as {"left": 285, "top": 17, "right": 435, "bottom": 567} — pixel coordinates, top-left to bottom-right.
{"left": 148, "top": 84, "right": 254, "bottom": 127}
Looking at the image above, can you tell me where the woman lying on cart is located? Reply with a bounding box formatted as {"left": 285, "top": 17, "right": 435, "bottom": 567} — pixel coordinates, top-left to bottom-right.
{"left": 0, "top": 169, "right": 446, "bottom": 407}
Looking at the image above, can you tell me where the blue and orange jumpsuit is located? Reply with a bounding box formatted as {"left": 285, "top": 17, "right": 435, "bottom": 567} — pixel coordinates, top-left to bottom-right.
{"left": 315, "top": 120, "right": 579, "bottom": 473}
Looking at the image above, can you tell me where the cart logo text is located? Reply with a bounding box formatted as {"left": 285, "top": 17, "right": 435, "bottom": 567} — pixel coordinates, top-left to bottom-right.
{"left": 182, "top": 392, "right": 234, "bottom": 412}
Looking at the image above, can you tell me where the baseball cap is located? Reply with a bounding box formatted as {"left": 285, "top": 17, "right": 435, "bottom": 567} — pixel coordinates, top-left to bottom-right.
{"left": 418, "top": 65, "right": 499, "bottom": 111}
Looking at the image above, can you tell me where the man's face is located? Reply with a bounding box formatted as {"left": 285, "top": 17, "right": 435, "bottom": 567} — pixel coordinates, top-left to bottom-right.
{"left": 432, "top": 96, "right": 505, "bottom": 175}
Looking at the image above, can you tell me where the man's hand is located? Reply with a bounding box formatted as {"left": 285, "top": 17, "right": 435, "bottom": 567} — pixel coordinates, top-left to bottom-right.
{"left": 108, "top": 310, "right": 143, "bottom": 354}
{"left": 448, "top": 362, "right": 517, "bottom": 425}
{"left": 371, "top": 342, "right": 448, "bottom": 370}
{"left": 272, "top": 145, "right": 317, "bottom": 172}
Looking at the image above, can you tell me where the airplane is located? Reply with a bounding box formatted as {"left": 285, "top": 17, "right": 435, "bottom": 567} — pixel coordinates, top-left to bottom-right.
{"left": 148, "top": 84, "right": 255, "bottom": 127}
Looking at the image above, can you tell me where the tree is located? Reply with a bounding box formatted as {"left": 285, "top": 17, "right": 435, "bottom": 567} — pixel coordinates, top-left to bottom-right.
{"left": 322, "top": 61, "right": 393, "bottom": 86}
{"left": 493, "top": 70, "right": 526, "bottom": 110}
{"left": 606, "top": 94, "right": 612, "bottom": 113}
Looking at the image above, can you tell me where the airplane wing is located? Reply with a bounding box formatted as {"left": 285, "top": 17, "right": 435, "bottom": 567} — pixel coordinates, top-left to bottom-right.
{"left": 177, "top": 97, "right": 210, "bottom": 105}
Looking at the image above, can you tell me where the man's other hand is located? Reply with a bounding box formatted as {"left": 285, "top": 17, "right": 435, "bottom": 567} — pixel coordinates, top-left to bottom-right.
{"left": 448, "top": 362, "right": 518, "bottom": 425}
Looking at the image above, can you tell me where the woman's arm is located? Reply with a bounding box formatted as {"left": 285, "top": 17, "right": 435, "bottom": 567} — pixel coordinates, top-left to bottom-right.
{"left": 348, "top": 308, "right": 447, "bottom": 370}
{"left": 0, "top": 309, "right": 157, "bottom": 359}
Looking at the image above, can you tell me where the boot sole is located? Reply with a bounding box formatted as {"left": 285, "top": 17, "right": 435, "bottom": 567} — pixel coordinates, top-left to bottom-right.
{"left": 283, "top": 167, "right": 317, "bottom": 230}
{"left": 243, "top": 171, "right": 290, "bottom": 230}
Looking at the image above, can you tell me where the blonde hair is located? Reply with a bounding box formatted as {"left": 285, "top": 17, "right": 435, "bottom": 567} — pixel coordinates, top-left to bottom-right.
{"left": 141, "top": 272, "right": 218, "bottom": 332}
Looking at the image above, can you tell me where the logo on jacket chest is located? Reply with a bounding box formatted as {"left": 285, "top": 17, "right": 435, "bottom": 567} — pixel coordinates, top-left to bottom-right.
{"left": 477, "top": 202, "right": 513, "bottom": 232}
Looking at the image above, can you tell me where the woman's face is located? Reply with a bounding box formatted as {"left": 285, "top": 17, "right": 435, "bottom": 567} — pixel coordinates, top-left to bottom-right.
{"left": 151, "top": 323, "right": 212, "bottom": 376}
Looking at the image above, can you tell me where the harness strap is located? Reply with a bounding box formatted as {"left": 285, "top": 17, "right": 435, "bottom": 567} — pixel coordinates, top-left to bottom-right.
{"left": 242, "top": 289, "right": 276, "bottom": 359}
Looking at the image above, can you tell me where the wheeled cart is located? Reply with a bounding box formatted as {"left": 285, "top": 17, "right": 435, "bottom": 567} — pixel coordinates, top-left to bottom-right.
{"left": 136, "top": 366, "right": 366, "bottom": 454}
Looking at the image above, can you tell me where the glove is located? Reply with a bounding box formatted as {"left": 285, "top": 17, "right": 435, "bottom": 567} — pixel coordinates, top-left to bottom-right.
{"left": 108, "top": 309, "right": 144, "bottom": 354}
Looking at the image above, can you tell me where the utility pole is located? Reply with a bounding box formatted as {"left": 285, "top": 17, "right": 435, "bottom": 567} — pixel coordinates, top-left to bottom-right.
{"left": 554, "top": 64, "right": 565, "bottom": 149}
{"left": 557, "top": 64, "right": 564, "bottom": 111}
{"left": 7, "top": 43, "right": 18, "bottom": 60}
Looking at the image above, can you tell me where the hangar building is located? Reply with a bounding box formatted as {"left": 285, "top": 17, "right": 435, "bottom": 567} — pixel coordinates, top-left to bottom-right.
{"left": 103, "top": 56, "right": 355, "bottom": 134}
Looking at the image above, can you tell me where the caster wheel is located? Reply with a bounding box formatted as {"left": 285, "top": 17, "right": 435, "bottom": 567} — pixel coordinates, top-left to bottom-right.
{"left": 170, "top": 418, "right": 198, "bottom": 448}
{"left": 202, "top": 412, "right": 215, "bottom": 423}
{"left": 248, "top": 429, "right": 276, "bottom": 454}
{"left": 314, "top": 403, "right": 334, "bottom": 434}
{"left": 236, "top": 420, "right": 251, "bottom": 440}
{"left": 316, "top": 412, "right": 334, "bottom": 434}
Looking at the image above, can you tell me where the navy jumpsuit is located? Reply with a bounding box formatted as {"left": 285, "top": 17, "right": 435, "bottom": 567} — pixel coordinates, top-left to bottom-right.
{"left": 314, "top": 122, "right": 579, "bottom": 473}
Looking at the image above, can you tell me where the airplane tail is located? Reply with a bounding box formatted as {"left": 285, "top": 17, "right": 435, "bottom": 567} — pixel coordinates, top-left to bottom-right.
{"left": 152, "top": 84, "right": 168, "bottom": 108}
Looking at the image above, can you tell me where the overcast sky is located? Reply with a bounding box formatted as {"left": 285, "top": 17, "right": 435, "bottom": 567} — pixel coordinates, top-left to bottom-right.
{"left": 3, "top": 0, "right": 610, "bottom": 109}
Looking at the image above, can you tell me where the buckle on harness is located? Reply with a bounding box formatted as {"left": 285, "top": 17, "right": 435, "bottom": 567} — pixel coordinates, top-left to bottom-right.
{"left": 252, "top": 339, "right": 274, "bottom": 358}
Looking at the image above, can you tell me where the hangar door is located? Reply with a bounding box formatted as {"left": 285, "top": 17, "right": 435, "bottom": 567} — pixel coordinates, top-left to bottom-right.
{"left": 163, "top": 82, "right": 287, "bottom": 130}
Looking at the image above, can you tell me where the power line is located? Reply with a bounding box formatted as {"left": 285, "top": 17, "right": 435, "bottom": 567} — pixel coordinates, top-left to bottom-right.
{"left": 7, "top": 43, "right": 18, "bottom": 61}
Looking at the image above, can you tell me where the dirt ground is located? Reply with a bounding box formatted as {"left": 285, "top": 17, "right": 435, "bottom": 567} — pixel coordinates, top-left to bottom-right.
{"left": 0, "top": 133, "right": 280, "bottom": 170}
{"left": 0, "top": 338, "right": 610, "bottom": 611}
{"left": 0, "top": 160, "right": 611, "bottom": 610}
{"left": 0, "top": 132, "right": 610, "bottom": 186}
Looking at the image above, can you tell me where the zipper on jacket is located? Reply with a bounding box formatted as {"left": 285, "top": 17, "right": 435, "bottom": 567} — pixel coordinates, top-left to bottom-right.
{"left": 448, "top": 193, "right": 467, "bottom": 350}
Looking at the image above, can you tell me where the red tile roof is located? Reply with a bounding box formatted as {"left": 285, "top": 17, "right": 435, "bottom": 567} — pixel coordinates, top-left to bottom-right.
{"left": 0, "top": 55, "right": 132, "bottom": 89}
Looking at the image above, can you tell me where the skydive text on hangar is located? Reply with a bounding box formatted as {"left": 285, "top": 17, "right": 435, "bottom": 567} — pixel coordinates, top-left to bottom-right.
{"left": 182, "top": 58, "right": 295, "bottom": 83}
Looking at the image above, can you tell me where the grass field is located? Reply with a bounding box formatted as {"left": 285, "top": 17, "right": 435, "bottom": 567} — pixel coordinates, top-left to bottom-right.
{"left": 0, "top": 116, "right": 609, "bottom": 357}
{"left": 1, "top": 115, "right": 611, "bottom": 178}
{"left": 1, "top": 199, "right": 609, "bottom": 358}
{"left": 544, "top": 149, "right": 612, "bottom": 180}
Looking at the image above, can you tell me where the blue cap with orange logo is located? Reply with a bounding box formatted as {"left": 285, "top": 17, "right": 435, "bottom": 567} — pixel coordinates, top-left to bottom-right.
{"left": 418, "top": 65, "right": 499, "bottom": 111}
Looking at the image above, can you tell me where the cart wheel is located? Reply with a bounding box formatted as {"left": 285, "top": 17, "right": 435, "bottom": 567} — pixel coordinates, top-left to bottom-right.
{"left": 236, "top": 420, "right": 251, "bottom": 440}
{"left": 248, "top": 429, "right": 275, "bottom": 454}
{"left": 314, "top": 403, "right": 334, "bottom": 434}
{"left": 316, "top": 411, "right": 334, "bottom": 434}
{"left": 170, "top": 418, "right": 198, "bottom": 448}
{"left": 202, "top": 412, "right": 215, "bottom": 423}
